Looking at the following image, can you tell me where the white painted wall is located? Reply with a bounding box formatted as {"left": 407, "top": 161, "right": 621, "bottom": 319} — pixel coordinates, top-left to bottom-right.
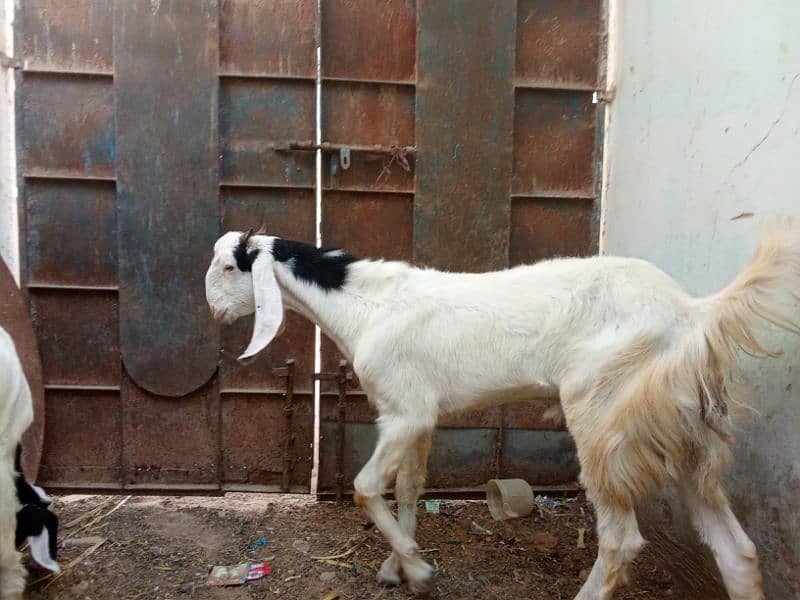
{"left": 603, "top": 1, "right": 800, "bottom": 596}
{"left": 0, "top": 0, "right": 17, "bottom": 281}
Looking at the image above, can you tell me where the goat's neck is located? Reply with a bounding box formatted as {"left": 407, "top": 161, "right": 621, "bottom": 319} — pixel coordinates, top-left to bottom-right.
{"left": 272, "top": 261, "right": 373, "bottom": 363}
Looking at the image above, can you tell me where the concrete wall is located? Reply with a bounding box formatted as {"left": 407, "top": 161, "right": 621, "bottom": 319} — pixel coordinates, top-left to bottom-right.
{"left": 603, "top": 1, "right": 800, "bottom": 597}
{"left": 0, "top": 0, "right": 17, "bottom": 280}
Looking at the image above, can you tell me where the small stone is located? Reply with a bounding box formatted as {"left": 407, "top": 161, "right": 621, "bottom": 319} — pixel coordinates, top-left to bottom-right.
{"left": 532, "top": 531, "right": 558, "bottom": 555}
{"left": 320, "top": 571, "right": 337, "bottom": 582}
{"left": 70, "top": 581, "right": 90, "bottom": 596}
{"left": 292, "top": 539, "right": 311, "bottom": 553}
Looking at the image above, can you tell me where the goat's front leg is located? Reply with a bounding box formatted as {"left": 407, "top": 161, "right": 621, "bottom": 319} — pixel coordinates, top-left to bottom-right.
{"left": 378, "top": 430, "right": 432, "bottom": 587}
{"left": 354, "top": 417, "right": 435, "bottom": 596}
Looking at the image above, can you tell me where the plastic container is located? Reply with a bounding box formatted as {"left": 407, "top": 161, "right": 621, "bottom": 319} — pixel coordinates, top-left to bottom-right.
{"left": 485, "top": 478, "right": 535, "bottom": 521}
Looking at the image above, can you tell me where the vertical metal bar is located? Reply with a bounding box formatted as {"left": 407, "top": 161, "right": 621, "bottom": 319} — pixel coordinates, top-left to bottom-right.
{"left": 335, "top": 359, "right": 348, "bottom": 503}
{"left": 495, "top": 405, "right": 505, "bottom": 479}
{"left": 281, "top": 359, "right": 296, "bottom": 492}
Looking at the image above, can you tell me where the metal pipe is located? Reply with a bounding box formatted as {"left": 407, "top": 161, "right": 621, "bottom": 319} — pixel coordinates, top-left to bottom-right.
{"left": 335, "top": 360, "right": 349, "bottom": 503}
{"left": 495, "top": 405, "right": 506, "bottom": 479}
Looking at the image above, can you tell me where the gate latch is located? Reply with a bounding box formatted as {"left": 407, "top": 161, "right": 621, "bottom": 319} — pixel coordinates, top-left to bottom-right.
{"left": 339, "top": 146, "right": 351, "bottom": 170}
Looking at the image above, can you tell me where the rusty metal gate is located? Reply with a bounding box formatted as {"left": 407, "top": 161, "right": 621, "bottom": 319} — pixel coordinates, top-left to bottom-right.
{"left": 15, "top": 0, "right": 604, "bottom": 494}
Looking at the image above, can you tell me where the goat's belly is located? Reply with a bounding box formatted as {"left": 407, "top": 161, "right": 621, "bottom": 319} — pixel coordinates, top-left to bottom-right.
{"left": 441, "top": 383, "right": 557, "bottom": 415}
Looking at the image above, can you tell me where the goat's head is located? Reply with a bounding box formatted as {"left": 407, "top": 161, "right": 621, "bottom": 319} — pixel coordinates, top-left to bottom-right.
{"left": 15, "top": 446, "right": 60, "bottom": 573}
{"left": 205, "top": 229, "right": 285, "bottom": 361}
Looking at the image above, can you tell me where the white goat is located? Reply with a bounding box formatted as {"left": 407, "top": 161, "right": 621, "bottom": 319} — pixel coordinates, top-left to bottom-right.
{"left": 0, "top": 327, "right": 34, "bottom": 600}
{"left": 205, "top": 225, "right": 800, "bottom": 599}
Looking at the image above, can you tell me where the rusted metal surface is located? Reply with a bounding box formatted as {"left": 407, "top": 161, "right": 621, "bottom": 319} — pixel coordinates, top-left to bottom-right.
{"left": 220, "top": 188, "right": 316, "bottom": 393}
{"left": 503, "top": 398, "right": 566, "bottom": 430}
{"left": 274, "top": 360, "right": 296, "bottom": 492}
{"left": 18, "top": 0, "right": 113, "bottom": 73}
{"left": 0, "top": 260, "right": 44, "bottom": 482}
{"left": 318, "top": 423, "right": 579, "bottom": 492}
{"left": 25, "top": 180, "right": 117, "bottom": 287}
{"left": 320, "top": 393, "right": 377, "bottom": 424}
{"left": 323, "top": 150, "right": 415, "bottom": 193}
{"left": 314, "top": 362, "right": 353, "bottom": 503}
{"left": 494, "top": 406, "right": 505, "bottom": 478}
{"left": 221, "top": 391, "right": 313, "bottom": 492}
{"left": 512, "top": 90, "right": 597, "bottom": 196}
{"left": 220, "top": 0, "right": 315, "bottom": 78}
{"left": 322, "top": 81, "right": 415, "bottom": 146}
{"left": 29, "top": 290, "right": 120, "bottom": 387}
{"left": 414, "top": 0, "right": 516, "bottom": 272}
{"left": 38, "top": 390, "right": 122, "bottom": 488}
{"left": 277, "top": 140, "right": 415, "bottom": 155}
{"left": 509, "top": 198, "right": 596, "bottom": 265}
{"left": 515, "top": 0, "right": 601, "bottom": 88}
{"left": 322, "top": 0, "right": 416, "bottom": 83}
{"left": 220, "top": 78, "right": 316, "bottom": 187}
{"left": 502, "top": 430, "right": 580, "bottom": 485}
{"left": 115, "top": 1, "right": 220, "bottom": 398}
{"left": 20, "top": 73, "right": 114, "bottom": 179}
{"left": 123, "top": 376, "right": 220, "bottom": 487}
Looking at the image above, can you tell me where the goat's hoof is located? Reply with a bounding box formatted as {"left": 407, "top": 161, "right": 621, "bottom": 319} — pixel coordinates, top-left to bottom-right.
{"left": 408, "top": 578, "right": 432, "bottom": 598}
{"left": 377, "top": 560, "right": 402, "bottom": 587}
{"left": 404, "top": 559, "right": 433, "bottom": 597}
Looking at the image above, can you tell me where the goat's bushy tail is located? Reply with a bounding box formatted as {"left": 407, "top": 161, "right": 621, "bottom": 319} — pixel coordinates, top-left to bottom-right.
{"left": 577, "top": 223, "right": 800, "bottom": 510}
{"left": 703, "top": 221, "right": 800, "bottom": 373}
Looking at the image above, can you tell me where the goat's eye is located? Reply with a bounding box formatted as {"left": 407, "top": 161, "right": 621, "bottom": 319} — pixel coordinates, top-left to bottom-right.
{"left": 224, "top": 265, "right": 235, "bottom": 273}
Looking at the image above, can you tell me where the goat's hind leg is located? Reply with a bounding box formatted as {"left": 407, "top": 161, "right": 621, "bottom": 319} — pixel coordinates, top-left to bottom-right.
{"left": 354, "top": 416, "right": 435, "bottom": 595}
{"left": 378, "top": 430, "right": 432, "bottom": 587}
{"left": 678, "top": 480, "right": 763, "bottom": 600}
{"left": 576, "top": 493, "right": 645, "bottom": 600}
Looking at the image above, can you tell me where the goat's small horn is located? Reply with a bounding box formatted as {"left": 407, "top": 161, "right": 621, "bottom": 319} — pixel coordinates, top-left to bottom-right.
{"left": 242, "top": 227, "right": 254, "bottom": 243}
{"left": 256, "top": 223, "right": 267, "bottom": 235}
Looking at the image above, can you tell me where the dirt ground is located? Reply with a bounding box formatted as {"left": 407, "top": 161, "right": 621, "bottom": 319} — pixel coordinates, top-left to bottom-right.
{"left": 23, "top": 492, "right": 679, "bottom": 600}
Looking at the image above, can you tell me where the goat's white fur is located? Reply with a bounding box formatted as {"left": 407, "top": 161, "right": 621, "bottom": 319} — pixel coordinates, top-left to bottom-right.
{"left": 0, "top": 328, "right": 34, "bottom": 600}
{"left": 206, "top": 224, "right": 800, "bottom": 599}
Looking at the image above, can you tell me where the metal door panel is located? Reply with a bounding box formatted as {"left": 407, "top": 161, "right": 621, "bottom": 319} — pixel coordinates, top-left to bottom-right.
{"left": 322, "top": 0, "right": 416, "bottom": 83}
{"left": 221, "top": 392, "right": 314, "bottom": 491}
{"left": 39, "top": 390, "right": 122, "bottom": 488}
{"left": 25, "top": 179, "right": 117, "bottom": 288}
{"left": 122, "top": 376, "right": 220, "bottom": 488}
{"left": 29, "top": 289, "right": 120, "bottom": 387}
{"left": 414, "top": 0, "right": 516, "bottom": 274}
{"left": 19, "top": 0, "right": 113, "bottom": 73}
{"left": 510, "top": 197, "right": 596, "bottom": 265}
{"left": 515, "top": 0, "right": 601, "bottom": 88}
{"left": 21, "top": 74, "right": 114, "bottom": 179}
{"left": 512, "top": 89, "right": 597, "bottom": 197}
{"left": 220, "top": 79, "right": 316, "bottom": 187}
{"left": 220, "top": 0, "right": 316, "bottom": 78}
{"left": 115, "top": 1, "right": 220, "bottom": 398}
{"left": 322, "top": 81, "right": 415, "bottom": 146}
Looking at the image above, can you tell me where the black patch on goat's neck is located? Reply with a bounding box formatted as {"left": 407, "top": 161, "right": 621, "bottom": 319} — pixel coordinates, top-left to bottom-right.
{"left": 271, "top": 239, "right": 357, "bottom": 291}
{"left": 233, "top": 234, "right": 260, "bottom": 272}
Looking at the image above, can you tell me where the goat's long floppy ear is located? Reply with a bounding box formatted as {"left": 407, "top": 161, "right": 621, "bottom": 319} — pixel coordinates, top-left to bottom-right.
{"left": 238, "top": 251, "right": 284, "bottom": 362}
